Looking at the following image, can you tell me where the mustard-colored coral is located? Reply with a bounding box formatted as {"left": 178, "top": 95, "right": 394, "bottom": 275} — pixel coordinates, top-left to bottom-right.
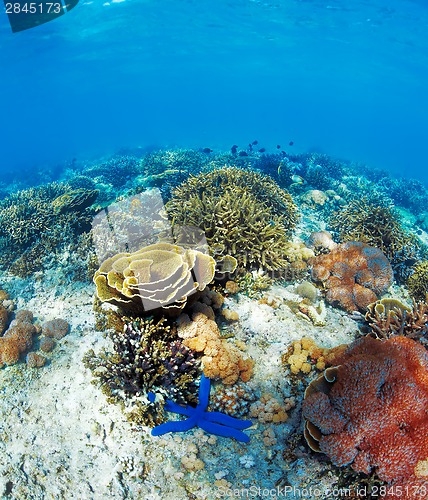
{"left": 94, "top": 242, "right": 216, "bottom": 314}
{"left": 407, "top": 261, "right": 428, "bottom": 301}
{"left": 249, "top": 393, "right": 295, "bottom": 424}
{"left": 177, "top": 311, "right": 254, "bottom": 385}
{"left": 166, "top": 167, "right": 298, "bottom": 271}
{"left": 283, "top": 337, "right": 330, "bottom": 374}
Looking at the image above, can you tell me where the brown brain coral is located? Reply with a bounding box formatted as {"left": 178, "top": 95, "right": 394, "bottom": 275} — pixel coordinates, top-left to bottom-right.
{"left": 310, "top": 241, "right": 393, "bottom": 312}
{"left": 302, "top": 336, "right": 428, "bottom": 500}
{"left": 94, "top": 242, "right": 216, "bottom": 315}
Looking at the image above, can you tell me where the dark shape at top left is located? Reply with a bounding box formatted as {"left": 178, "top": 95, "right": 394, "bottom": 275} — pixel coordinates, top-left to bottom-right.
{"left": 5, "top": 0, "right": 79, "bottom": 33}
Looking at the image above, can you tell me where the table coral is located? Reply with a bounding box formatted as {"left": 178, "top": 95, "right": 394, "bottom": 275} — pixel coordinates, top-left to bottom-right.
{"left": 302, "top": 336, "right": 428, "bottom": 499}
{"left": 310, "top": 241, "right": 393, "bottom": 312}
{"left": 177, "top": 311, "right": 254, "bottom": 385}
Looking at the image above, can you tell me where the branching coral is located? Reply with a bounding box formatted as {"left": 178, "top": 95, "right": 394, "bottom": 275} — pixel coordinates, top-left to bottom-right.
{"left": 329, "top": 197, "right": 418, "bottom": 275}
{"left": 94, "top": 242, "right": 216, "bottom": 315}
{"left": 311, "top": 241, "right": 393, "bottom": 312}
{"left": 83, "top": 317, "right": 200, "bottom": 426}
{"left": 302, "top": 336, "right": 428, "bottom": 499}
{"left": 407, "top": 261, "right": 428, "bottom": 302}
{"left": 365, "top": 298, "right": 428, "bottom": 346}
{"left": 177, "top": 311, "right": 254, "bottom": 385}
{"left": 165, "top": 167, "right": 298, "bottom": 271}
{"left": 0, "top": 182, "right": 97, "bottom": 277}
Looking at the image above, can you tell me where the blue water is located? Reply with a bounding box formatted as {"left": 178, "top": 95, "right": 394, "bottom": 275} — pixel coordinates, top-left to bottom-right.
{"left": 1, "top": 0, "right": 428, "bottom": 181}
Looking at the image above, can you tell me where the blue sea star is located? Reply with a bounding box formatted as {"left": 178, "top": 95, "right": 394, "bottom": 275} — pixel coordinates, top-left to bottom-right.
{"left": 149, "top": 374, "right": 252, "bottom": 442}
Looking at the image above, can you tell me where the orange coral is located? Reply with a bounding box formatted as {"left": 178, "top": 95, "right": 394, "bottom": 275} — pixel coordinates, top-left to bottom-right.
{"left": 0, "top": 310, "right": 36, "bottom": 367}
{"left": 302, "top": 336, "right": 428, "bottom": 499}
{"left": 310, "top": 241, "right": 393, "bottom": 312}
{"left": 178, "top": 312, "right": 254, "bottom": 385}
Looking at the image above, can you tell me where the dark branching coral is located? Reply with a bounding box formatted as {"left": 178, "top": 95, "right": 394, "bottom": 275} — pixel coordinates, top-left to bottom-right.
{"left": 365, "top": 298, "right": 428, "bottom": 347}
{"left": 0, "top": 182, "right": 97, "bottom": 277}
{"left": 141, "top": 149, "right": 207, "bottom": 178}
{"left": 83, "top": 317, "right": 200, "bottom": 426}
{"left": 407, "top": 261, "right": 428, "bottom": 302}
{"left": 83, "top": 155, "right": 140, "bottom": 188}
{"left": 302, "top": 336, "right": 428, "bottom": 499}
{"left": 330, "top": 197, "right": 418, "bottom": 280}
{"left": 311, "top": 241, "right": 393, "bottom": 312}
{"left": 165, "top": 167, "right": 299, "bottom": 271}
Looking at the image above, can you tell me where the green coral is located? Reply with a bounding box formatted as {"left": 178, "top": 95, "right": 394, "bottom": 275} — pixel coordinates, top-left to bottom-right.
{"left": 407, "top": 261, "right": 428, "bottom": 301}
{"left": 329, "top": 197, "right": 418, "bottom": 265}
{"left": 165, "top": 167, "right": 299, "bottom": 272}
{"left": 0, "top": 182, "right": 97, "bottom": 277}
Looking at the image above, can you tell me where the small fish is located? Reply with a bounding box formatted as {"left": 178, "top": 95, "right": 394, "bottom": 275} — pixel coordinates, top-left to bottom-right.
{"left": 278, "top": 162, "right": 283, "bottom": 175}
{"left": 258, "top": 148, "right": 266, "bottom": 153}
{"left": 239, "top": 151, "right": 248, "bottom": 156}
{"left": 417, "top": 229, "right": 423, "bottom": 235}
{"left": 291, "top": 174, "right": 305, "bottom": 184}
{"left": 202, "top": 148, "right": 212, "bottom": 154}
{"left": 231, "top": 145, "right": 238, "bottom": 155}
{"left": 248, "top": 143, "right": 253, "bottom": 151}
{"left": 289, "top": 141, "right": 294, "bottom": 146}
{"left": 252, "top": 140, "right": 258, "bottom": 145}
{"left": 276, "top": 145, "right": 281, "bottom": 149}
{"left": 404, "top": 258, "right": 418, "bottom": 267}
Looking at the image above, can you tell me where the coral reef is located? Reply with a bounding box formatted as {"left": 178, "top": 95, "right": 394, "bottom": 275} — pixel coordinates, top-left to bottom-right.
{"left": 365, "top": 298, "right": 428, "bottom": 346}
{"left": 165, "top": 167, "right": 298, "bottom": 271}
{"left": 283, "top": 337, "right": 331, "bottom": 374}
{"left": 310, "top": 241, "right": 393, "bottom": 312}
{"left": 329, "top": 197, "right": 419, "bottom": 275}
{"left": 307, "top": 231, "right": 337, "bottom": 255}
{"left": 302, "top": 336, "right": 428, "bottom": 499}
{"left": 150, "top": 374, "right": 252, "bottom": 442}
{"left": 249, "top": 393, "right": 295, "bottom": 424}
{"left": 0, "top": 182, "right": 96, "bottom": 277}
{"left": 177, "top": 311, "right": 254, "bottom": 385}
{"left": 42, "top": 318, "right": 70, "bottom": 340}
{"left": 407, "top": 261, "right": 428, "bottom": 301}
{"left": 83, "top": 317, "right": 201, "bottom": 426}
{"left": 94, "top": 242, "right": 216, "bottom": 315}
{"left": 0, "top": 310, "right": 36, "bottom": 367}
{"left": 209, "top": 383, "right": 256, "bottom": 417}
{"left": 83, "top": 155, "right": 141, "bottom": 188}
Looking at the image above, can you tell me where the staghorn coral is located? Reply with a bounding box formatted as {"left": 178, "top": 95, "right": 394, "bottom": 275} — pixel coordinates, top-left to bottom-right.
{"left": 83, "top": 317, "right": 200, "bottom": 426}
{"left": 310, "top": 241, "right": 393, "bottom": 313}
{"left": 302, "top": 336, "right": 428, "bottom": 499}
{"left": 165, "top": 167, "right": 298, "bottom": 271}
{"left": 0, "top": 182, "right": 96, "bottom": 277}
{"left": 177, "top": 311, "right": 254, "bottom": 385}
{"left": 329, "top": 197, "right": 418, "bottom": 272}
{"left": 407, "top": 261, "right": 428, "bottom": 301}
{"left": 365, "top": 298, "right": 428, "bottom": 346}
{"left": 51, "top": 188, "right": 99, "bottom": 214}
{"left": 94, "top": 242, "right": 216, "bottom": 315}
{"left": 83, "top": 155, "right": 141, "bottom": 187}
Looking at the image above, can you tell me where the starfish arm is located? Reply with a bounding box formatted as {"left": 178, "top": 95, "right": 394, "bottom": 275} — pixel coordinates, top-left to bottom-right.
{"left": 164, "top": 399, "right": 195, "bottom": 417}
{"left": 204, "top": 411, "right": 253, "bottom": 430}
{"left": 199, "top": 420, "right": 250, "bottom": 443}
{"left": 151, "top": 416, "right": 197, "bottom": 436}
{"left": 197, "top": 373, "right": 211, "bottom": 409}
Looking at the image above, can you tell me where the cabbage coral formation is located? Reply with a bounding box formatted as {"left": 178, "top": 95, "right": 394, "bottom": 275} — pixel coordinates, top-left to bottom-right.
{"left": 302, "top": 336, "right": 428, "bottom": 500}
{"left": 311, "top": 241, "right": 393, "bottom": 312}
{"left": 165, "top": 167, "right": 299, "bottom": 271}
{"left": 94, "top": 242, "right": 216, "bottom": 315}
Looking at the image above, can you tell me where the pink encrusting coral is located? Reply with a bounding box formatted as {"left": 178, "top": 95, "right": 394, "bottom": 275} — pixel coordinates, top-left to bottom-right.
{"left": 302, "top": 336, "right": 428, "bottom": 499}
{"left": 310, "top": 241, "right": 393, "bottom": 312}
